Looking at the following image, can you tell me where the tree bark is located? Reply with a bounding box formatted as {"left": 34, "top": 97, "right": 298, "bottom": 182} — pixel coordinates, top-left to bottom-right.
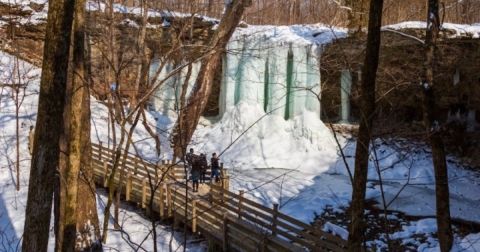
{"left": 22, "top": 0, "right": 75, "bottom": 251}
{"left": 422, "top": 1, "right": 453, "bottom": 251}
{"left": 347, "top": 0, "right": 384, "bottom": 251}
{"left": 132, "top": 0, "right": 148, "bottom": 106}
{"left": 171, "top": 0, "right": 251, "bottom": 160}
{"left": 60, "top": 0, "right": 88, "bottom": 249}
{"left": 76, "top": 85, "right": 102, "bottom": 251}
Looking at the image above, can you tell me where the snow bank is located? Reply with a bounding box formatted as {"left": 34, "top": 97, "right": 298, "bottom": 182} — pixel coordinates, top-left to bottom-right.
{"left": 383, "top": 21, "right": 480, "bottom": 38}
{"left": 192, "top": 101, "right": 338, "bottom": 173}
{"left": 231, "top": 24, "right": 348, "bottom": 45}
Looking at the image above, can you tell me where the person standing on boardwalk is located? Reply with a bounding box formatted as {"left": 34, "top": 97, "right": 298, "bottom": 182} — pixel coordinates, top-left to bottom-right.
{"left": 185, "top": 148, "right": 196, "bottom": 181}
{"left": 191, "top": 156, "right": 200, "bottom": 192}
{"left": 199, "top": 153, "right": 208, "bottom": 184}
{"left": 210, "top": 153, "right": 220, "bottom": 183}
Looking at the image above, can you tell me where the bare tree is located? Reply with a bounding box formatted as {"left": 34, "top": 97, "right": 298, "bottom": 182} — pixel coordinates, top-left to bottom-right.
{"left": 171, "top": 0, "right": 252, "bottom": 160}
{"left": 421, "top": 0, "right": 453, "bottom": 250}
{"left": 347, "top": 0, "right": 384, "bottom": 251}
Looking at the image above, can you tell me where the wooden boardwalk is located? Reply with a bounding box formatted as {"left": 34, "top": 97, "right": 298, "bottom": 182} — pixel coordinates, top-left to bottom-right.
{"left": 91, "top": 142, "right": 347, "bottom": 252}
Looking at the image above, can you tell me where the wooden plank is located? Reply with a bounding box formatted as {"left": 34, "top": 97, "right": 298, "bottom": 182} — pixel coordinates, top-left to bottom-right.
{"left": 126, "top": 173, "right": 132, "bottom": 201}
{"left": 159, "top": 183, "right": 165, "bottom": 217}
{"left": 223, "top": 214, "right": 229, "bottom": 252}
{"left": 167, "top": 184, "right": 172, "bottom": 217}
{"left": 103, "top": 161, "right": 108, "bottom": 187}
{"left": 192, "top": 200, "right": 198, "bottom": 233}
{"left": 142, "top": 178, "right": 147, "bottom": 208}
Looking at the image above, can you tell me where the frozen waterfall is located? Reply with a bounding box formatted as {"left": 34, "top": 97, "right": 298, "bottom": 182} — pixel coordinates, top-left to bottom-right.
{"left": 149, "top": 25, "right": 339, "bottom": 121}
{"left": 220, "top": 36, "right": 322, "bottom": 119}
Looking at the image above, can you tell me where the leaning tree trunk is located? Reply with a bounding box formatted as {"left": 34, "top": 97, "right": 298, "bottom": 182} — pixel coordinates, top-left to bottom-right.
{"left": 22, "top": 0, "right": 75, "bottom": 251}
{"left": 422, "top": 1, "right": 453, "bottom": 251}
{"left": 171, "top": 0, "right": 252, "bottom": 160}
{"left": 347, "top": 0, "right": 384, "bottom": 251}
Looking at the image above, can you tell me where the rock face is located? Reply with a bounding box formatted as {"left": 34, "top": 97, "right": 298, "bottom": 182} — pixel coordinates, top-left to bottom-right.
{"left": 321, "top": 30, "right": 480, "bottom": 126}
{"left": 0, "top": 2, "right": 218, "bottom": 98}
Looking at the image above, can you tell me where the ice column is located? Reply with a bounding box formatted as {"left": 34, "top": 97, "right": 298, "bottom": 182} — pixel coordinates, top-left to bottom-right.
{"left": 222, "top": 39, "right": 242, "bottom": 111}
{"left": 150, "top": 58, "right": 177, "bottom": 115}
{"left": 340, "top": 70, "right": 352, "bottom": 123}
{"left": 305, "top": 45, "right": 321, "bottom": 115}
{"left": 453, "top": 68, "right": 460, "bottom": 85}
{"left": 267, "top": 42, "right": 288, "bottom": 118}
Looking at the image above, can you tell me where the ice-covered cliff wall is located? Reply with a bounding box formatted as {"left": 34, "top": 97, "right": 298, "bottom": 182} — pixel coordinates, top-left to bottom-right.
{"left": 150, "top": 24, "right": 347, "bottom": 119}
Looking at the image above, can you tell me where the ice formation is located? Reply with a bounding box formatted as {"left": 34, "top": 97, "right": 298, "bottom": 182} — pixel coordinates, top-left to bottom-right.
{"left": 149, "top": 24, "right": 347, "bottom": 120}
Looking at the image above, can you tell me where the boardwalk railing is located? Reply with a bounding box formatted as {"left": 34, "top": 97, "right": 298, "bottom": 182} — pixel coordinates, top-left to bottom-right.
{"left": 90, "top": 141, "right": 347, "bottom": 252}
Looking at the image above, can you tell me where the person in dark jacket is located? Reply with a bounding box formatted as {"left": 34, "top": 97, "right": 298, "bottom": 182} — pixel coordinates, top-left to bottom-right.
{"left": 191, "top": 157, "right": 200, "bottom": 192}
{"left": 210, "top": 152, "right": 220, "bottom": 183}
{"left": 185, "top": 148, "right": 196, "bottom": 181}
{"left": 198, "top": 153, "right": 208, "bottom": 184}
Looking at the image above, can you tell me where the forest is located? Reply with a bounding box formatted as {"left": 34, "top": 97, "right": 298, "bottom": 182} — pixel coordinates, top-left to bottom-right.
{"left": 0, "top": 0, "right": 480, "bottom": 251}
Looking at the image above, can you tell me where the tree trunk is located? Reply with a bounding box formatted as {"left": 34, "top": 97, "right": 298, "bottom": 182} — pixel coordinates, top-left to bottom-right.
{"left": 60, "top": 0, "right": 88, "bottom": 249}
{"left": 171, "top": 0, "right": 251, "bottom": 160}
{"left": 422, "top": 1, "right": 453, "bottom": 251}
{"left": 347, "top": 0, "right": 384, "bottom": 251}
{"left": 76, "top": 83, "right": 102, "bottom": 251}
{"left": 22, "top": 0, "right": 75, "bottom": 250}
{"left": 131, "top": 0, "right": 148, "bottom": 109}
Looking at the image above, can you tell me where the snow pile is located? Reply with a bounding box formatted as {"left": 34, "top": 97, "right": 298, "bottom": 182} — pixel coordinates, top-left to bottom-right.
{"left": 192, "top": 101, "right": 338, "bottom": 173}
{"left": 231, "top": 24, "right": 348, "bottom": 45}
{"left": 383, "top": 21, "right": 480, "bottom": 38}
{"left": 323, "top": 222, "right": 349, "bottom": 240}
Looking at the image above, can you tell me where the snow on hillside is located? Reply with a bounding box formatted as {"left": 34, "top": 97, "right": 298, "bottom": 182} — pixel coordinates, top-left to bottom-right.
{"left": 0, "top": 51, "right": 205, "bottom": 251}
{"left": 2, "top": 48, "right": 480, "bottom": 251}
{"left": 230, "top": 24, "right": 348, "bottom": 45}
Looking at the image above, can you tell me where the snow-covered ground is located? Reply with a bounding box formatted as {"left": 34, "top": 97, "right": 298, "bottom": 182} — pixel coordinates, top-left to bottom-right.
{"left": 2, "top": 49, "right": 480, "bottom": 251}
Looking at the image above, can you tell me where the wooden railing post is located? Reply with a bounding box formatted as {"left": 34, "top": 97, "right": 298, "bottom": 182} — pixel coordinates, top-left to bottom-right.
{"left": 224, "top": 176, "right": 230, "bottom": 192}
{"left": 126, "top": 173, "right": 132, "bottom": 201}
{"left": 192, "top": 200, "right": 198, "bottom": 233}
{"left": 238, "top": 190, "right": 244, "bottom": 219}
{"left": 159, "top": 183, "right": 165, "bottom": 217}
{"left": 103, "top": 161, "right": 108, "bottom": 187}
{"left": 141, "top": 178, "right": 147, "bottom": 209}
{"left": 99, "top": 141, "right": 103, "bottom": 160}
{"left": 29, "top": 126, "right": 34, "bottom": 155}
{"left": 272, "top": 204, "right": 278, "bottom": 236}
{"left": 167, "top": 183, "right": 172, "bottom": 217}
{"left": 223, "top": 213, "right": 229, "bottom": 252}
